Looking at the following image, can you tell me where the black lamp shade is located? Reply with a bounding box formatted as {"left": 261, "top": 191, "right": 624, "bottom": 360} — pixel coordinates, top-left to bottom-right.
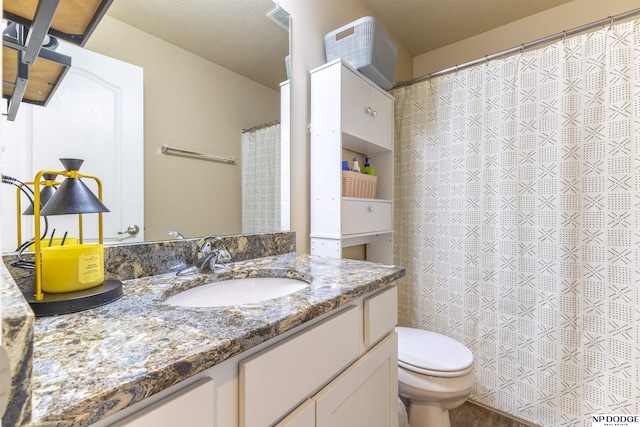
{"left": 60, "top": 158, "right": 84, "bottom": 171}
{"left": 40, "top": 178, "right": 109, "bottom": 215}
{"left": 23, "top": 185, "right": 56, "bottom": 215}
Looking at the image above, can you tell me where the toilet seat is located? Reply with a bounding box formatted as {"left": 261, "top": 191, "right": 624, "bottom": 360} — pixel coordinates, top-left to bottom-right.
{"left": 396, "top": 327, "right": 473, "bottom": 378}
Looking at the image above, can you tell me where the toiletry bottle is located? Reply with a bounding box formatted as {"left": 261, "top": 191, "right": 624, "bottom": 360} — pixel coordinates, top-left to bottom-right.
{"left": 362, "top": 157, "right": 374, "bottom": 175}
{"left": 352, "top": 157, "right": 361, "bottom": 173}
{"left": 342, "top": 160, "right": 349, "bottom": 171}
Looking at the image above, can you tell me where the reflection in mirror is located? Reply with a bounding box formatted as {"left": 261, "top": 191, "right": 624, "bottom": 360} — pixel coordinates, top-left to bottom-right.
{"left": 0, "top": 0, "right": 291, "bottom": 252}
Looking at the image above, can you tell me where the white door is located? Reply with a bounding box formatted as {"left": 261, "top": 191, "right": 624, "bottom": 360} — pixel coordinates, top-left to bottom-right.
{"left": 1, "top": 41, "right": 144, "bottom": 250}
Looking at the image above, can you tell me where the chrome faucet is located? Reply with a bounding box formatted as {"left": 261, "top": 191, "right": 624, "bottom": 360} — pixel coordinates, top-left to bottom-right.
{"left": 177, "top": 236, "right": 231, "bottom": 275}
{"left": 194, "top": 248, "right": 231, "bottom": 272}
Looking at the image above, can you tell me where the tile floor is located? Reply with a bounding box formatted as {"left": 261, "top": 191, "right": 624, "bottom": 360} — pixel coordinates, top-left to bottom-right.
{"left": 449, "top": 402, "right": 534, "bottom": 427}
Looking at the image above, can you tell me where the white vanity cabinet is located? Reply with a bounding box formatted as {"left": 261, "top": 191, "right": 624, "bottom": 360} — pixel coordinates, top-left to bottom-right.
{"left": 240, "top": 306, "right": 361, "bottom": 427}
{"left": 92, "top": 285, "right": 397, "bottom": 427}
{"left": 310, "top": 59, "right": 394, "bottom": 263}
{"left": 264, "top": 285, "right": 398, "bottom": 427}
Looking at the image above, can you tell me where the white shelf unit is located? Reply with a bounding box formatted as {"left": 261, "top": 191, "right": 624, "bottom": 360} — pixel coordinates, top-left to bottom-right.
{"left": 310, "top": 59, "right": 394, "bottom": 264}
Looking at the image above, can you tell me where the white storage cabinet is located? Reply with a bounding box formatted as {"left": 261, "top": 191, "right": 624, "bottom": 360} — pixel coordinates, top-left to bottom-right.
{"left": 310, "top": 59, "right": 394, "bottom": 263}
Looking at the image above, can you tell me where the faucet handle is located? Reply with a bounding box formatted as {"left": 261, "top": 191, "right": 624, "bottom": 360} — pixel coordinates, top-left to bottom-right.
{"left": 215, "top": 249, "right": 231, "bottom": 264}
{"left": 196, "top": 235, "right": 222, "bottom": 256}
{"left": 210, "top": 249, "right": 231, "bottom": 272}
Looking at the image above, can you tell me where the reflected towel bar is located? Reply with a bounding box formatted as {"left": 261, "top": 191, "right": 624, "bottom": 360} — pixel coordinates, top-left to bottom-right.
{"left": 161, "top": 146, "right": 235, "bottom": 165}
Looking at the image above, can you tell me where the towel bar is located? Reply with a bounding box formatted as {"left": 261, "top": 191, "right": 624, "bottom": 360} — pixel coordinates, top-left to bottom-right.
{"left": 161, "top": 146, "right": 235, "bottom": 165}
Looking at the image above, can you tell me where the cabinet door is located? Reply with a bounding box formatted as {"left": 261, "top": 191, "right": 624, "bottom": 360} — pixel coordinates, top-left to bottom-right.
{"left": 114, "top": 378, "right": 214, "bottom": 427}
{"left": 368, "top": 87, "right": 394, "bottom": 151}
{"left": 341, "top": 66, "right": 371, "bottom": 143}
{"left": 314, "top": 333, "right": 398, "bottom": 427}
{"left": 276, "top": 399, "right": 316, "bottom": 427}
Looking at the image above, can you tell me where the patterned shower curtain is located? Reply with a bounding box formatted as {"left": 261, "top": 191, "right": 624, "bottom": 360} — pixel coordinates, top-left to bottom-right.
{"left": 242, "top": 123, "right": 281, "bottom": 233}
{"left": 391, "top": 19, "right": 640, "bottom": 427}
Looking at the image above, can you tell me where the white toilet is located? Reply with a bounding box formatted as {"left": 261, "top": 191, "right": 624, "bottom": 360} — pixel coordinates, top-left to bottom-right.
{"left": 396, "top": 327, "right": 474, "bottom": 427}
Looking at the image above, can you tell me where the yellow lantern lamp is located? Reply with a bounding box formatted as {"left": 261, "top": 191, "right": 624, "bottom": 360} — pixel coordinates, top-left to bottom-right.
{"left": 25, "top": 158, "right": 123, "bottom": 316}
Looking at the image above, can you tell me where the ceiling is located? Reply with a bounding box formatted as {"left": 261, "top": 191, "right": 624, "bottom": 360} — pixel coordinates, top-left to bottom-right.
{"left": 365, "top": 0, "right": 572, "bottom": 55}
{"left": 106, "top": 0, "right": 290, "bottom": 91}
{"left": 105, "top": 0, "right": 572, "bottom": 91}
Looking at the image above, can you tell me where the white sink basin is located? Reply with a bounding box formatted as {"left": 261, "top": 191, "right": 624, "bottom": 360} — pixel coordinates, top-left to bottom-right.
{"left": 165, "top": 277, "right": 309, "bottom": 307}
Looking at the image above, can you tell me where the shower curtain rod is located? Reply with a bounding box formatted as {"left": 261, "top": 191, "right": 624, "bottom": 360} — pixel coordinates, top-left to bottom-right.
{"left": 393, "top": 7, "right": 640, "bottom": 88}
{"left": 242, "top": 119, "right": 280, "bottom": 133}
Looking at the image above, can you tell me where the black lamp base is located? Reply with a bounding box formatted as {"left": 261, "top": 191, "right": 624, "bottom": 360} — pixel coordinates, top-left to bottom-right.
{"left": 23, "top": 279, "right": 123, "bottom": 317}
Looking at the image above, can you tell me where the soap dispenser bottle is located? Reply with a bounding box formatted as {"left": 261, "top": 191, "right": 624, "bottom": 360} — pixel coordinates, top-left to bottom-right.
{"left": 362, "top": 157, "right": 374, "bottom": 175}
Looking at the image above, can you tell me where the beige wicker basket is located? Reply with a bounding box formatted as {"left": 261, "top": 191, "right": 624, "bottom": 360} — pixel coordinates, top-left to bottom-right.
{"left": 342, "top": 171, "right": 377, "bottom": 198}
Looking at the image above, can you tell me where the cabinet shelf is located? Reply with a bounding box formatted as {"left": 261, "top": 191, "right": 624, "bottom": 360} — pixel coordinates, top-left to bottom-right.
{"left": 342, "top": 131, "right": 391, "bottom": 155}
{"left": 2, "top": 42, "right": 70, "bottom": 105}
{"left": 342, "top": 196, "right": 392, "bottom": 202}
{"left": 4, "top": 0, "right": 113, "bottom": 47}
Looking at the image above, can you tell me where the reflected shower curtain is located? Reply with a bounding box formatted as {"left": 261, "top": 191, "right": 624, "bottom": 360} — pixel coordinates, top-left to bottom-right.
{"left": 242, "top": 123, "right": 281, "bottom": 233}
{"left": 391, "top": 19, "right": 640, "bottom": 426}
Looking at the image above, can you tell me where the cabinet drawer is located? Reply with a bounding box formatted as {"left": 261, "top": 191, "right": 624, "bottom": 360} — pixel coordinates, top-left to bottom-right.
{"left": 114, "top": 378, "right": 214, "bottom": 427}
{"left": 342, "top": 199, "right": 392, "bottom": 235}
{"left": 364, "top": 285, "right": 398, "bottom": 347}
{"left": 240, "top": 306, "right": 360, "bottom": 427}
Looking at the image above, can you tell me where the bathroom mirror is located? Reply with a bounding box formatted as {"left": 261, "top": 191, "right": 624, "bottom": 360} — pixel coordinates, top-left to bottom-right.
{"left": 0, "top": 0, "right": 290, "bottom": 251}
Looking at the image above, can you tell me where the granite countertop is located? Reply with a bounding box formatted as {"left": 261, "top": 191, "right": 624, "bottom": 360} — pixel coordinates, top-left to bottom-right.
{"left": 30, "top": 253, "right": 405, "bottom": 426}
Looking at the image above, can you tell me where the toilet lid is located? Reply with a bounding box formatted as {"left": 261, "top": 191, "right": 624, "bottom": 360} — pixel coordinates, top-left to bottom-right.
{"left": 396, "top": 327, "right": 473, "bottom": 375}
